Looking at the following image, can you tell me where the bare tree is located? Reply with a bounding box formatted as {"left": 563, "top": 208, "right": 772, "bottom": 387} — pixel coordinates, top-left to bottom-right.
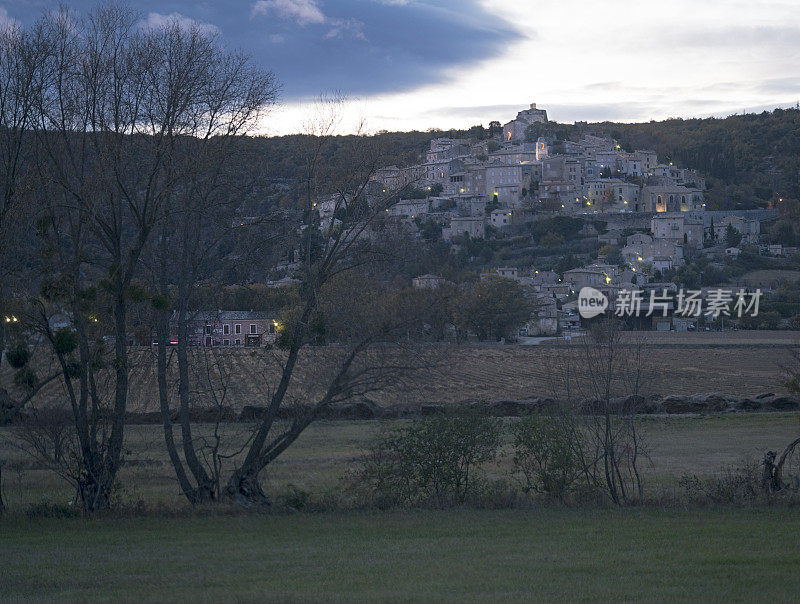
{"left": 149, "top": 88, "right": 279, "bottom": 504}
{"left": 0, "top": 20, "right": 41, "bottom": 275}
{"left": 19, "top": 5, "right": 276, "bottom": 511}
{"left": 547, "top": 320, "right": 651, "bottom": 504}
{"left": 216, "top": 98, "right": 433, "bottom": 505}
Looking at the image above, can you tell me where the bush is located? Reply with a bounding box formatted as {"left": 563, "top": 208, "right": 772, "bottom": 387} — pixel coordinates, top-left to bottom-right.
{"left": 53, "top": 328, "right": 78, "bottom": 355}
{"left": 512, "top": 413, "right": 585, "bottom": 499}
{"left": 354, "top": 408, "right": 501, "bottom": 507}
{"left": 25, "top": 499, "right": 80, "bottom": 519}
{"left": 5, "top": 344, "right": 30, "bottom": 369}
{"left": 677, "top": 460, "right": 763, "bottom": 504}
{"left": 13, "top": 368, "right": 38, "bottom": 391}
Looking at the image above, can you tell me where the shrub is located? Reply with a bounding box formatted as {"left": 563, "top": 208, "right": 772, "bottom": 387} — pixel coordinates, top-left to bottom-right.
{"left": 53, "top": 328, "right": 78, "bottom": 355}
{"left": 13, "top": 368, "right": 38, "bottom": 391}
{"left": 25, "top": 499, "right": 80, "bottom": 519}
{"left": 277, "top": 484, "right": 311, "bottom": 510}
{"left": 677, "top": 459, "right": 763, "bottom": 504}
{"left": 511, "top": 413, "right": 585, "bottom": 499}
{"left": 5, "top": 344, "right": 30, "bottom": 369}
{"left": 355, "top": 408, "right": 501, "bottom": 507}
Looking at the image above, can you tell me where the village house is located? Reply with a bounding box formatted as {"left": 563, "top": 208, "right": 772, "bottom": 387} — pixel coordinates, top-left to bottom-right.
{"left": 622, "top": 238, "right": 684, "bottom": 267}
{"left": 412, "top": 274, "right": 446, "bottom": 289}
{"left": 488, "top": 145, "right": 538, "bottom": 165}
{"left": 388, "top": 199, "right": 431, "bottom": 222}
{"left": 713, "top": 215, "right": 761, "bottom": 244}
{"left": 641, "top": 185, "right": 705, "bottom": 212}
{"left": 485, "top": 162, "right": 528, "bottom": 204}
{"left": 563, "top": 264, "right": 617, "bottom": 290}
{"left": 492, "top": 267, "right": 519, "bottom": 280}
{"left": 651, "top": 213, "right": 704, "bottom": 248}
{"left": 174, "top": 311, "right": 279, "bottom": 348}
{"left": 634, "top": 150, "right": 659, "bottom": 173}
{"left": 443, "top": 216, "right": 486, "bottom": 241}
{"left": 725, "top": 247, "right": 741, "bottom": 258}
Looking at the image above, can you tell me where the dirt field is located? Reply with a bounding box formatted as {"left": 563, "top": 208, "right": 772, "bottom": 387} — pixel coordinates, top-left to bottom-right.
{"left": 2, "top": 331, "right": 796, "bottom": 412}
{"left": 736, "top": 269, "right": 800, "bottom": 288}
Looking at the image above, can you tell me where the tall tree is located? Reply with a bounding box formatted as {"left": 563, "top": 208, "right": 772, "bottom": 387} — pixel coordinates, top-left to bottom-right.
{"left": 220, "top": 98, "right": 432, "bottom": 505}
{"left": 454, "top": 276, "right": 532, "bottom": 341}
{"left": 22, "top": 5, "right": 276, "bottom": 511}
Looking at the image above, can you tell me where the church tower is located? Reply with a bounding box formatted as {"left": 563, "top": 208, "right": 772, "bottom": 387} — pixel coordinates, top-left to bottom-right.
{"left": 536, "top": 137, "right": 549, "bottom": 161}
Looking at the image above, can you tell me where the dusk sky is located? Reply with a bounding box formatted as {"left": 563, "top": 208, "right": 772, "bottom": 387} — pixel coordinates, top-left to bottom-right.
{"left": 2, "top": 0, "right": 799, "bottom": 134}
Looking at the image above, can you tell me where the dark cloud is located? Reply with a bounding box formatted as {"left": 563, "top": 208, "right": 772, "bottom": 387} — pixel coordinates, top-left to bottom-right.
{"left": 1, "top": 1, "right": 525, "bottom": 99}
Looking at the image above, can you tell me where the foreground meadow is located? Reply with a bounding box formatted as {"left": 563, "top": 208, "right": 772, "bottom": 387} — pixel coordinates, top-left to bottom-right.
{"left": 1, "top": 412, "right": 798, "bottom": 510}
{"left": 3, "top": 508, "right": 800, "bottom": 601}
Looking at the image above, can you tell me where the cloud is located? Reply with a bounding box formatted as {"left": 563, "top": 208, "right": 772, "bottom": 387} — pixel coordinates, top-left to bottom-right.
{"left": 418, "top": 104, "right": 523, "bottom": 119}
{"left": 658, "top": 25, "right": 800, "bottom": 49}
{"left": 245, "top": 0, "right": 524, "bottom": 98}
{"left": 252, "top": 0, "right": 325, "bottom": 26}
{"left": 142, "top": 12, "right": 220, "bottom": 36}
{"left": 324, "top": 18, "right": 366, "bottom": 41}
{"left": 252, "top": 0, "right": 365, "bottom": 40}
{"left": 755, "top": 77, "right": 800, "bottom": 96}
{"left": 0, "top": 0, "right": 524, "bottom": 109}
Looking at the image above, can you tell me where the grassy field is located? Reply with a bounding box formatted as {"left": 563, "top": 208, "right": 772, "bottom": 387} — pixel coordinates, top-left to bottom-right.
{"left": 1, "top": 413, "right": 798, "bottom": 511}
{"left": 2, "top": 412, "right": 799, "bottom": 601}
{"left": 3, "top": 508, "right": 800, "bottom": 601}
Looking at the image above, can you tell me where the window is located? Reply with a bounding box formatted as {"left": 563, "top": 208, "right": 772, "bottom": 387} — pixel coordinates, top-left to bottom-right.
{"left": 234, "top": 339, "right": 241, "bottom": 345}
{"left": 250, "top": 324, "right": 257, "bottom": 334}
{"left": 235, "top": 324, "right": 241, "bottom": 334}
{"left": 223, "top": 339, "right": 230, "bottom": 346}
{"left": 223, "top": 324, "right": 230, "bottom": 335}
{"left": 269, "top": 322, "right": 276, "bottom": 334}
{"left": 204, "top": 325, "right": 211, "bottom": 335}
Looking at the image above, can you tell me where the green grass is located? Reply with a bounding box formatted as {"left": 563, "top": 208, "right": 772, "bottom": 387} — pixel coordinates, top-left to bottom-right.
{"left": 3, "top": 508, "right": 800, "bottom": 601}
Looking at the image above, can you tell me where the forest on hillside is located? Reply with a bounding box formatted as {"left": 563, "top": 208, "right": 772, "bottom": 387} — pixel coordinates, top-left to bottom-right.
{"left": 255, "top": 108, "right": 800, "bottom": 213}
{"left": 527, "top": 108, "right": 800, "bottom": 211}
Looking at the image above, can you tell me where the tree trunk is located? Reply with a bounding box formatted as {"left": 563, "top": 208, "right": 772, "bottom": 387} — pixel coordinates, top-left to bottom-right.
{"left": 225, "top": 470, "right": 271, "bottom": 508}
{"left": 156, "top": 310, "right": 200, "bottom": 503}
{"left": 176, "top": 303, "right": 216, "bottom": 502}
{"left": 0, "top": 462, "right": 5, "bottom": 516}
